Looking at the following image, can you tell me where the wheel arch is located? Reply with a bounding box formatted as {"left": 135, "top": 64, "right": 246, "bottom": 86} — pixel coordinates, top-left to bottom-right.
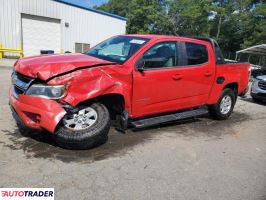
{"left": 77, "top": 93, "right": 126, "bottom": 120}
{"left": 207, "top": 82, "right": 239, "bottom": 105}
{"left": 223, "top": 82, "right": 238, "bottom": 96}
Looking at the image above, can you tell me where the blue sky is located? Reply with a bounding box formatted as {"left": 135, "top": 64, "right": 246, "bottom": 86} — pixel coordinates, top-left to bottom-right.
{"left": 82, "top": 0, "right": 109, "bottom": 7}
{"left": 63, "top": 0, "right": 109, "bottom": 8}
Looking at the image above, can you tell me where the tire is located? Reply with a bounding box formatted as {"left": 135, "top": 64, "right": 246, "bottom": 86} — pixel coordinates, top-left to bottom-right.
{"left": 16, "top": 120, "right": 32, "bottom": 136}
{"left": 54, "top": 102, "right": 111, "bottom": 150}
{"left": 11, "top": 110, "right": 32, "bottom": 137}
{"left": 209, "top": 88, "right": 236, "bottom": 120}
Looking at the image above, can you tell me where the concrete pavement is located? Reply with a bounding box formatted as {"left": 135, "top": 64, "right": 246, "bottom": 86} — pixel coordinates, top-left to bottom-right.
{"left": 0, "top": 67, "right": 265, "bottom": 200}
{"left": 0, "top": 58, "right": 17, "bottom": 68}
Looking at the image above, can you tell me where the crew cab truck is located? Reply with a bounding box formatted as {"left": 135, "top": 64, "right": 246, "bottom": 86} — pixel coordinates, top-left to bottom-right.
{"left": 9, "top": 35, "right": 250, "bottom": 149}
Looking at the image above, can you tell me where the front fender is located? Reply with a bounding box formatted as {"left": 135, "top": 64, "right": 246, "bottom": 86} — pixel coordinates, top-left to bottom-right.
{"left": 51, "top": 68, "right": 132, "bottom": 113}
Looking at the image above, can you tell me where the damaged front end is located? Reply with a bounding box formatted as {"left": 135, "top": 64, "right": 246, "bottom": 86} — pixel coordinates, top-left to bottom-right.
{"left": 9, "top": 59, "right": 129, "bottom": 134}
{"left": 9, "top": 70, "right": 67, "bottom": 133}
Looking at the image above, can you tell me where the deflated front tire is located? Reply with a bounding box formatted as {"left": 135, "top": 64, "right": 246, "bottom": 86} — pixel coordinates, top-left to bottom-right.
{"left": 54, "top": 103, "right": 111, "bottom": 150}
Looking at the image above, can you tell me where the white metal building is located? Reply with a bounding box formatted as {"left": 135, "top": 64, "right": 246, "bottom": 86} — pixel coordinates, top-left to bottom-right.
{"left": 0, "top": 0, "right": 127, "bottom": 57}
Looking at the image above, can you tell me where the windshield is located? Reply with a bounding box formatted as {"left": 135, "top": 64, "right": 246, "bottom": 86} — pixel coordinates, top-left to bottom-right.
{"left": 86, "top": 36, "right": 149, "bottom": 63}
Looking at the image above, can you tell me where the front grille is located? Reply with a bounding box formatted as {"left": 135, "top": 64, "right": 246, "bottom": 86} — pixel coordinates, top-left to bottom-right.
{"left": 16, "top": 72, "right": 33, "bottom": 84}
{"left": 258, "top": 80, "right": 266, "bottom": 90}
{"left": 11, "top": 71, "right": 34, "bottom": 98}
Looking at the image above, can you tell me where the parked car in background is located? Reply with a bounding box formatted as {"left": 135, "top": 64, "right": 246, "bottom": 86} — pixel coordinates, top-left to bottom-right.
{"left": 251, "top": 70, "right": 266, "bottom": 102}
{"left": 9, "top": 35, "right": 250, "bottom": 149}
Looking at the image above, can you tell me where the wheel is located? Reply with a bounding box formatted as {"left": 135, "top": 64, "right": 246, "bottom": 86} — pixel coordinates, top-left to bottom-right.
{"left": 209, "top": 88, "right": 236, "bottom": 120}
{"left": 54, "top": 102, "right": 111, "bottom": 150}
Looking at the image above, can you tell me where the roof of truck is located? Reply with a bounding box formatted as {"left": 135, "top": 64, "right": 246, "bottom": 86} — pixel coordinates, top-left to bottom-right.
{"left": 124, "top": 34, "right": 215, "bottom": 42}
{"left": 125, "top": 34, "right": 177, "bottom": 39}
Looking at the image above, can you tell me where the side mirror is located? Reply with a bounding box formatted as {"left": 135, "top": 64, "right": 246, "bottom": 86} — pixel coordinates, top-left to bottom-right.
{"left": 136, "top": 58, "right": 145, "bottom": 72}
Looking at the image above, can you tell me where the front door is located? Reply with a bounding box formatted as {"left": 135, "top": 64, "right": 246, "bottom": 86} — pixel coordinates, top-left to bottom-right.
{"left": 132, "top": 41, "right": 184, "bottom": 117}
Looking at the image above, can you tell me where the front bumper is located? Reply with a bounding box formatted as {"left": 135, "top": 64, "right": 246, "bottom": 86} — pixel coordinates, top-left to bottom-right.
{"left": 251, "top": 92, "right": 266, "bottom": 100}
{"left": 9, "top": 88, "right": 66, "bottom": 133}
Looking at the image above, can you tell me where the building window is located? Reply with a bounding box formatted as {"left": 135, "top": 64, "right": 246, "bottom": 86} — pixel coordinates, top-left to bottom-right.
{"left": 75, "top": 43, "right": 90, "bottom": 53}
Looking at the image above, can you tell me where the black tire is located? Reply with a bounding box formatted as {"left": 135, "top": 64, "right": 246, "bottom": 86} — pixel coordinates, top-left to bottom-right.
{"left": 16, "top": 120, "right": 32, "bottom": 136}
{"left": 209, "top": 88, "right": 236, "bottom": 120}
{"left": 11, "top": 110, "right": 33, "bottom": 137}
{"left": 54, "top": 103, "right": 111, "bottom": 150}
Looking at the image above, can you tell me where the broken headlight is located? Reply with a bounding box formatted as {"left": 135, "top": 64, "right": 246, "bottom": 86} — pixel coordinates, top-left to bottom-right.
{"left": 26, "top": 84, "right": 66, "bottom": 99}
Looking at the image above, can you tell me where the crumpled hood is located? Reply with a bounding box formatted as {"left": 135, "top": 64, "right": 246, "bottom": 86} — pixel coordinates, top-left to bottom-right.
{"left": 14, "top": 53, "right": 113, "bottom": 81}
{"left": 257, "top": 75, "right": 266, "bottom": 81}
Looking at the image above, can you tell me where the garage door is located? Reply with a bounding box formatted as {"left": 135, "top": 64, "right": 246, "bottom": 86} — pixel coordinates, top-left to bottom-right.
{"left": 22, "top": 14, "right": 61, "bottom": 57}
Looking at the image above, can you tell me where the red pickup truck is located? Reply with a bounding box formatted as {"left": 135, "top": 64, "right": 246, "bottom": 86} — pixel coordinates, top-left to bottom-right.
{"left": 9, "top": 35, "right": 250, "bottom": 149}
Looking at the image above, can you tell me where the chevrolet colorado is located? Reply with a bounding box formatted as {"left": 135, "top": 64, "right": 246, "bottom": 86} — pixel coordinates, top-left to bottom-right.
{"left": 9, "top": 35, "right": 250, "bottom": 149}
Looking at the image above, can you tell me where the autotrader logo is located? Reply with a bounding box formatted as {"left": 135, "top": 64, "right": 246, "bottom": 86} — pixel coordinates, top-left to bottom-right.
{"left": 0, "top": 188, "right": 54, "bottom": 199}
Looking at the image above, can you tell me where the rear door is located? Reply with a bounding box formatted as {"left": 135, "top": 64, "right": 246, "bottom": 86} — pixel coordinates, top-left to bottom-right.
{"left": 174, "top": 41, "right": 216, "bottom": 105}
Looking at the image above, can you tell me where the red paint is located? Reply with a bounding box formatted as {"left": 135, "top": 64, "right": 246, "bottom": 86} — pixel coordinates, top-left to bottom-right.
{"left": 10, "top": 35, "right": 249, "bottom": 133}
{"left": 15, "top": 53, "right": 113, "bottom": 80}
{"left": 9, "top": 90, "right": 66, "bottom": 133}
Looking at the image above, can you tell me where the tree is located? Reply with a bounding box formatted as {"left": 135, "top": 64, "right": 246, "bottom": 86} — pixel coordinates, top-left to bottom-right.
{"left": 96, "top": 0, "right": 130, "bottom": 17}
{"left": 210, "top": 0, "right": 263, "bottom": 55}
{"left": 96, "top": 0, "right": 266, "bottom": 55}
{"left": 242, "top": 2, "right": 266, "bottom": 48}
{"left": 97, "top": 0, "right": 168, "bottom": 34}
{"left": 126, "top": 0, "right": 169, "bottom": 34}
{"left": 167, "top": 0, "right": 212, "bottom": 36}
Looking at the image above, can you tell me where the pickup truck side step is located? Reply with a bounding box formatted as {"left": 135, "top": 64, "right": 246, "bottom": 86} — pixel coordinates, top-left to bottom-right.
{"left": 131, "top": 107, "right": 209, "bottom": 129}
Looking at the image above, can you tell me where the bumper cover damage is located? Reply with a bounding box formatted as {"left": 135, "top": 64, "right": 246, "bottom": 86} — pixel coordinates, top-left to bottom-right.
{"left": 9, "top": 89, "right": 66, "bottom": 133}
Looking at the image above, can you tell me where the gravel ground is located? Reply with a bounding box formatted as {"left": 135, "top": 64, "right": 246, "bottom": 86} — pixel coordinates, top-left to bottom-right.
{"left": 0, "top": 67, "right": 265, "bottom": 200}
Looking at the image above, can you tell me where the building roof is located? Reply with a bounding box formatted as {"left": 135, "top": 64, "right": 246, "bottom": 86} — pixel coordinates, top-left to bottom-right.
{"left": 54, "top": 0, "right": 127, "bottom": 21}
{"left": 236, "top": 44, "right": 266, "bottom": 56}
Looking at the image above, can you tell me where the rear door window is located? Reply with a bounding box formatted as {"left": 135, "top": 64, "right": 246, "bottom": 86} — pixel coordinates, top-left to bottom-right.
{"left": 182, "top": 42, "right": 208, "bottom": 66}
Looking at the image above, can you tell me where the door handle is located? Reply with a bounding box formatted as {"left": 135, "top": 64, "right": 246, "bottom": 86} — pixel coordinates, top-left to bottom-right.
{"left": 204, "top": 71, "right": 212, "bottom": 77}
{"left": 172, "top": 74, "right": 183, "bottom": 80}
